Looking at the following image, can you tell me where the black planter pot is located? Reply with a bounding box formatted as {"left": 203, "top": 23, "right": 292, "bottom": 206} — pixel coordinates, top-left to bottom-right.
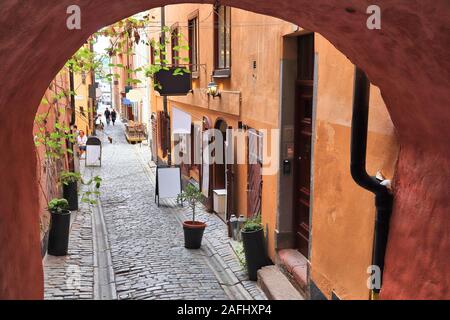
{"left": 63, "top": 181, "right": 78, "bottom": 211}
{"left": 241, "top": 228, "right": 270, "bottom": 281}
{"left": 48, "top": 210, "right": 71, "bottom": 256}
{"left": 183, "top": 221, "right": 206, "bottom": 249}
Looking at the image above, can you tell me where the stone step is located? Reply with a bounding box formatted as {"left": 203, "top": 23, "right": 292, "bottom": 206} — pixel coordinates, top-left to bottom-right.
{"left": 277, "top": 249, "right": 308, "bottom": 295}
{"left": 257, "top": 265, "right": 305, "bottom": 300}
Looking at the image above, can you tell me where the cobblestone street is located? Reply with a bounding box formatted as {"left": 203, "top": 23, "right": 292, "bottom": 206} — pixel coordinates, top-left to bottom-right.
{"left": 43, "top": 199, "right": 94, "bottom": 300}
{"left": 44, "top": 118, "right": 266, "bottom": 300}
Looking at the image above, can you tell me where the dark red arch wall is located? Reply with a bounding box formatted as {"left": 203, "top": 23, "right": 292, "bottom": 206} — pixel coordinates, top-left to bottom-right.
{"left": 0, "top": 0, "right": 448, "bottom": 299}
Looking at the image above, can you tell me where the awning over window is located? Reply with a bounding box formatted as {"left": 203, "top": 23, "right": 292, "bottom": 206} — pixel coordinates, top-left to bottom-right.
{"left": 172, "top": 106, "right": 192, "bottom": 134}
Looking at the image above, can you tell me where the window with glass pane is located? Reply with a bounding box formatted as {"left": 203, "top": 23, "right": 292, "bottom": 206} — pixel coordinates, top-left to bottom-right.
{"left": 215, "top": 6, "right": 231, "bottom": 70}
{"left": 188, "top": 17, "right": 199, "bottom": 72}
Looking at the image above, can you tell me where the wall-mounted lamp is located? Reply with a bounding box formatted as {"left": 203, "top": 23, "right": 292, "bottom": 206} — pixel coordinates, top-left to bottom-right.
{"left": 207, "top": 79, "right": 221, "bottom": 98}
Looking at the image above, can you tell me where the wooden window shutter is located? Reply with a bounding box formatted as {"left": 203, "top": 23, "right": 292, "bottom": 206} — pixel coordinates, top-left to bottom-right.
{"left": 158, "top": 111, "right": 169, "bottom": 158}
{"left": 151, "top": 114, "right": 158, "bottom": 162}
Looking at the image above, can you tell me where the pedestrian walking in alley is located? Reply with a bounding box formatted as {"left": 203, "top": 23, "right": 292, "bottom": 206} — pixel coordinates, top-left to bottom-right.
{"left": 111, "top": 109, "right": 117, "bottom": 126}
{"left": 104, "top": 107, "right": 111, "bottom": 126}
{"left": 77, "top": 130, "right": 87, "bottom": 158}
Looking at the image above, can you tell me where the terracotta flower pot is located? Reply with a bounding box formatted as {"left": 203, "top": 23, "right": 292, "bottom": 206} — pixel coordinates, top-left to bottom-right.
{"left": 183, "top": 221, "right": 206, "bottom": 249}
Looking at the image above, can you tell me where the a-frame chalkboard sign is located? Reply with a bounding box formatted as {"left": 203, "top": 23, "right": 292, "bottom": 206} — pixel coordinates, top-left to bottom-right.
{"left": 154, "top": 165, "right": 182, "bottom": 207}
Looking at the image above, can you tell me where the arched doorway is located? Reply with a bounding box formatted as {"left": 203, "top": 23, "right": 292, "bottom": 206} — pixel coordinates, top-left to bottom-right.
{"left": 0, "top": 0, "right": 449, "bottom": 300}
{"left": 213, "top": 119, "right": 227, "bottom": 191}
{"left": 201, "top": 116, "right": 214, "bottom": 212}
{"left": 211, "top": 119, "right": 228, "bottom": 223}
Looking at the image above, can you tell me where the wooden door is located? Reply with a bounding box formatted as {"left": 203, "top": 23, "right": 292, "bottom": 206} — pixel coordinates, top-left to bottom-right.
{"left": 158, "top": 111, "right": 169, "bottom": 158}
{"left": 294, "top": 33, "right": 314, "bottom": 257}
{"left": 202, "top": 117, "right": 214, "bottom": 212}
{"left": 127, "top": 105, "right": 134, "bottom": 121}
{"left": 151, "top": 114, "right": 157, "bottom": 162}
{"left": 247, "top": 129, "right": 263, "bottom": 217}
{"left": 213, "top": 120, "right": 227, "bottom": 190}
{"left": 225, "top": 126, "right": 235, "bottom": 237}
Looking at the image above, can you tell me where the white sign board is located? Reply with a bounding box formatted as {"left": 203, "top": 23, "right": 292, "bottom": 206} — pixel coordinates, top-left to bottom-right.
{"left": 127, "top": 88, "right": 144, "bottom": 102}
{"left": 172, "top": 106, "right": 192, "bottom": 134}
{"left": 86, "top": 145, "right": 101, "bottom": 166}
{"left": 156, "top": 167, "right": 181, "bottom": 205}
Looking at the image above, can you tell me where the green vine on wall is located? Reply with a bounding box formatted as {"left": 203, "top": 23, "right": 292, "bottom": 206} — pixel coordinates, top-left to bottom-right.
{"left": 34, "top": 111, "right": 74, "bottom": 160}
{"left": 66, "top": 15, "right": 191, "bottom": 90}
{"left": 37, "top": 13, "right": 192, "bottom": 214}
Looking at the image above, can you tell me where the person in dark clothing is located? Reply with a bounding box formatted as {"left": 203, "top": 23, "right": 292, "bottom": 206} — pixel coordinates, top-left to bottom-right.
{"left": 104, "top": 108, "right": 111, "bottom": 125}
{"left": 111, "top": 109, "right": 117, "bottom": 126}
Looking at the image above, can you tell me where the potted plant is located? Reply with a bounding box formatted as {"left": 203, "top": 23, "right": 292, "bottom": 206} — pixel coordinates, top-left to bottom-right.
{"left": 60, "top": 171, "right": 81, "bottom": 211}
{"left": 241, "top": 214, "right": 270, "bottom": 281}
{"left": 47, "top": 198, "right": 71, "bottom": 256}
{"left": 177, "top": 184, "right": 206, "bottom": 249}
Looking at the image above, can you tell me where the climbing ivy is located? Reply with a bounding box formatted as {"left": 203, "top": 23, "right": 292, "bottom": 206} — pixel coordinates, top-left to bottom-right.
{"left": 36, "top": 13, "right": 190, "bottom": 211}
{"left": 66, "top": 15, "right": 191, "bottom": 89}
{"left": 60, "top": 171, "right": 102, "bottom": 205}
{"left": 34, "top": 113, "right": 74, "bottom": 160}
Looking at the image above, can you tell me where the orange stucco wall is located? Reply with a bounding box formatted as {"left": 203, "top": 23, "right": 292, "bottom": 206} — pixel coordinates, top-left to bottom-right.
{"left": 147, "top": 5, "right": 289, "bottom": 262}
{"left": 150, "top": 8, "right": 400, "bottom": 299}
{"left": 149, "top": 5, "right": 400, "bottom": 296}
{"left": 310, "top": 35, "right": 399, "bottom": 299}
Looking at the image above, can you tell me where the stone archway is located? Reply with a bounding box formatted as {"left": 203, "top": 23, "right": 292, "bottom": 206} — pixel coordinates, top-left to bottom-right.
{"left": 0, "top": 0, "right": 449, "bottom": 299}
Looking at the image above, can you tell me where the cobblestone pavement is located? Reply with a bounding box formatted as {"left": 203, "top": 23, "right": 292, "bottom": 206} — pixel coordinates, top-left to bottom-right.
{"left": 43, "top": 195, "right": 94, "bottom": 300}
{"left": 135, "top": 142, "right": 266, "bottom": 300}
{"left": 44, "top": 117, "right": 266, "bottom": 300}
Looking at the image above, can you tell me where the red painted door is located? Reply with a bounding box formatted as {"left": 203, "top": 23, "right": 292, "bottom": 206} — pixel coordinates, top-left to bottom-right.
{"left": 294, "top": 33, "right": 314, "bottom": 258}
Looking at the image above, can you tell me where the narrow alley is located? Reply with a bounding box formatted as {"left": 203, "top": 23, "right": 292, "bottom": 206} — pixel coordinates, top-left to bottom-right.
{"left": 43, "top": 112, "right": 266, "bottom": 300}
{"left": 1, "top": 1, "right": 448, "bottom": 303}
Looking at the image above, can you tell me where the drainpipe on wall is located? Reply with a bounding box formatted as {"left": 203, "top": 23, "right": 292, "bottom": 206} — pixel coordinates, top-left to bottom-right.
{"left": 350, "top": 67, "right": 393, "bottom": 300}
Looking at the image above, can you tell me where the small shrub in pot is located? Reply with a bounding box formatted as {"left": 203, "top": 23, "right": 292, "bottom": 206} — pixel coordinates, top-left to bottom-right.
{"left": 47, "top": 198, "right": 71, "bottom": 256}
{"left": 241, "top": 215, "right": 271, "bottom": 281}
{"left": 60, "top": 171, "right": 81, "bottom": 211}
{"left": 177, "top": 184, "right": 206, "bottom": 249}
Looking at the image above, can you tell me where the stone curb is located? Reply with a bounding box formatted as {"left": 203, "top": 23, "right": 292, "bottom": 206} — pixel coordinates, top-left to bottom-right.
{"left": 85, "top": 171, "right": 118, "bottom": 300}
